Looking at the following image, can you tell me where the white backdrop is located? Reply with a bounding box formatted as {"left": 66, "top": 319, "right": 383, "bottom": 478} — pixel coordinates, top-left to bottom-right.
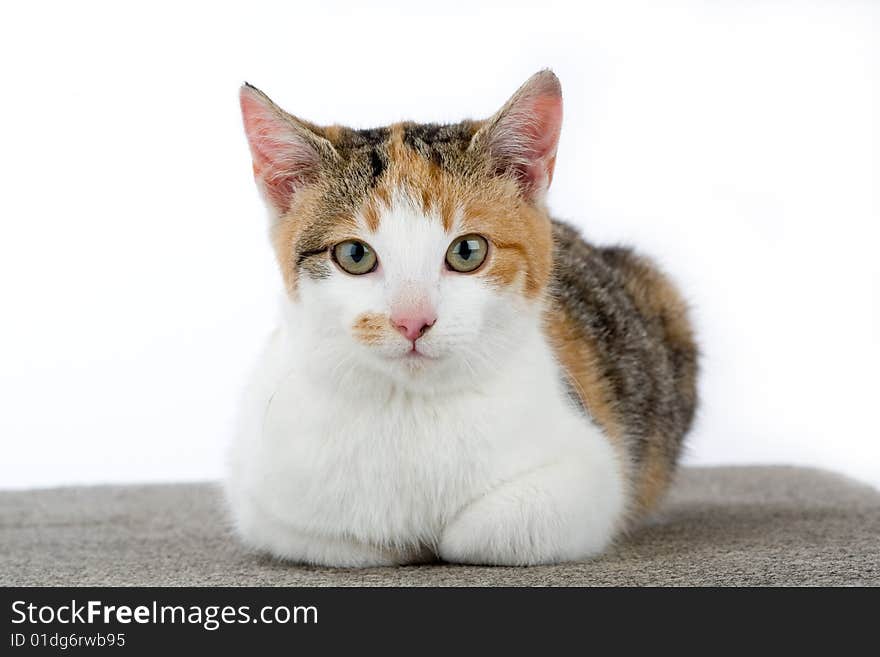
{"left": 1, "top": 1, "right": 877, "bottom": 490}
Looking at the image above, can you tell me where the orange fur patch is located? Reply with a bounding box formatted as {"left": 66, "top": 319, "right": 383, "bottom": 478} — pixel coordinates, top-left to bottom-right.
{"left": 361, "top": 197, "right": 381, "bottom": 232}
{"left": 376, "top": 125, "right": 460, "bottom": 232}
{"left": 459, "top": 192, "right": 552, "bottom": 297}
{"left": 634, "top": 442, "right": 673, "bottom": 514}
{"left": 352, "top": 312, "right": 390, "bottom": 345}
{"left": 545, "top": 304, "right": 625, "bottom": 453}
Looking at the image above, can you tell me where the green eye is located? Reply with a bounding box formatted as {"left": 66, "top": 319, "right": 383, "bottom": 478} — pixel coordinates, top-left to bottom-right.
{"left": 333, "top": 240, "right": 378, "bottom": 275}
{"left": 446, "top": 234, "right": 488, "bottom": 273}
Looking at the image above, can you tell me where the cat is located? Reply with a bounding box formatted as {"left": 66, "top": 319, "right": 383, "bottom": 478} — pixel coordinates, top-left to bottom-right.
{"left": 224, "top": 70, "right": 698, "bottom": 567}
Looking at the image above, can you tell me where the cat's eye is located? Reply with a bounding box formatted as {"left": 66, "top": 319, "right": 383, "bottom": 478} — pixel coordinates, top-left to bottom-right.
{"left": 333, "top": 240, "right": 378, "bottom": 275}
{"left": 446, "top": 234, "right": 489, "bottom": 273}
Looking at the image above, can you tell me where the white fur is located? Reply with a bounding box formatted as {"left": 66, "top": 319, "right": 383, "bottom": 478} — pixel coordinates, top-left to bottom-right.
{"left": 225, "top": 191, "right": 626, "bottom": 566}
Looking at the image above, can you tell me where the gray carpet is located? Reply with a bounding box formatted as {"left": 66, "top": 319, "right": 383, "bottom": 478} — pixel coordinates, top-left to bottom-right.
{"left": 2, "top": 466, "right": 878, "bottom": 586}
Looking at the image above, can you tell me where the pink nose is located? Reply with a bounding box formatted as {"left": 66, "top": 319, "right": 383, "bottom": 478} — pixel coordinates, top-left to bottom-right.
{"left": 392, "top": 314, "right": 436, "bottom": 342}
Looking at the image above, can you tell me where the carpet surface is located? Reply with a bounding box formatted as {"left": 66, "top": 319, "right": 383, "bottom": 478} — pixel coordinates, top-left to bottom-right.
{"left": 2, "top": 466, "right": 878, "bottom": 586}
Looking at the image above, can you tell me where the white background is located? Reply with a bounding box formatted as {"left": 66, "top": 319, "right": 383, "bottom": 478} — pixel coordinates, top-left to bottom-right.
{"left": 1, "top": 1, "right": 877, "bottom": 490}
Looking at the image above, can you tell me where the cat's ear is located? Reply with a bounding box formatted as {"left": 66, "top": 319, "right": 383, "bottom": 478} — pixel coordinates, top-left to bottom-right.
{"left": 470, "top": 70, "right": 563, "bottom": 202}
{"left": 239, "top": 83, "right": 337, "bottom": 217}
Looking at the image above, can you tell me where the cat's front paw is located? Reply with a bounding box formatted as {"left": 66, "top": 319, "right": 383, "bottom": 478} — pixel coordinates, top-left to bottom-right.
{"left": 438, "top": 459, "right": 624, "bottom": 566}
{"left": 439, "top": 501, "right": 555, "bottom": 566}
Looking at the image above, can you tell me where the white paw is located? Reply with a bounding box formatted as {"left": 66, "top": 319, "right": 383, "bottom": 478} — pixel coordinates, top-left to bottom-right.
{"left": 438, "top": 459, "right": 623, "bottom": 566}
{"left": 439, "top": 500, "right": 560, "bottom": 566}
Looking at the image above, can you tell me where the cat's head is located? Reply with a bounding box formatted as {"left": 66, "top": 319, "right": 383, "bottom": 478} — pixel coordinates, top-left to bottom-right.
{"left": 240, "top": 71, "right": 563, "bottom": 391}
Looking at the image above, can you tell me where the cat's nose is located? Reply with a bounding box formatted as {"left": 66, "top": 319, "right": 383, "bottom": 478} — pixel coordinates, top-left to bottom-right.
{"left": 392, "top": 314, "right": 436, "bottom": 342}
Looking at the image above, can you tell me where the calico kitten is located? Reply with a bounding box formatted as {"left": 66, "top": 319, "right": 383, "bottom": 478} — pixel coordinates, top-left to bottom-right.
{"left": 225, "top": 71, "right": 697, "bottom": 566}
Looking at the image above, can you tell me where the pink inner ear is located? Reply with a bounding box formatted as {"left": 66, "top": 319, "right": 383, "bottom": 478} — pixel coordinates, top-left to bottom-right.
{"left": 518, "top": 93, "right": 562, "bottom": 192}
{"left": 524, "top": 95, "right": 562, "bottom": 157}
{"left": 488, "top": 78, "right": 563, "bottom": 199}
{"left": 240, "top": 88, "right": 319, "bottom": 212}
